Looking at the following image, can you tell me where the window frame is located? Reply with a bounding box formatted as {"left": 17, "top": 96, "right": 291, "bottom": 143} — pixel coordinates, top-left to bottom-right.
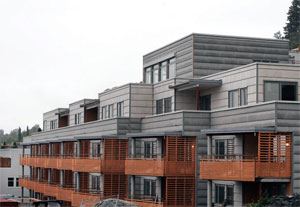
{"left": 74, "top": 113, "right": 81, "bottom": 125}
{"left": 264, "top": 80, "right": 298, "bottom": 102}
{"left": 239, "top": 87, "right": 248, "bottom": 106}
{"left": 117, "top": 101, "right": 124, "bottom": 117}
{"left": 156, "top": 99, "right": 164, "bottom": 114}
{"left": 101, "top": 106, "right": 107, "bottom": 120}
{"left": 108, "top": 104, "right": 114, "bottom": 118}
{"left": 228, "top": 89, "right": 239, "bottom": 108}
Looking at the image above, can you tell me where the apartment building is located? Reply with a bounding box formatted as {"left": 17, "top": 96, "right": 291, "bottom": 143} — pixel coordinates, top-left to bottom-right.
{"left": 20, "top": 33, "right": 300, "bottom": 207}
{"left": 0, "top": 147, "right": 29, "bottom": 198}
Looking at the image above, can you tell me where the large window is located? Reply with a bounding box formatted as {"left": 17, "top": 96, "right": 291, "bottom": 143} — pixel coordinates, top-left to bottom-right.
{"left": 153, "top": 65, "right": 159, "bottom": 83}
{"left": 144, "top": 179, "right": 156, "bottom": 197}
{"left": 200, "top": 95, "right": 211, "bottom": 110}
{"left": 144, "top": 141, "right": 157, "bottom": 158}
{"left": 160, "top": 61, "right": 167, "bottom": 81}
{"left": 50, "top": 120, "right": 57, "bottom": 130}
{"left": 145, "top": 67, "right": 152, "bottom": 84}
{"left": 101, "top": 106, "right": 107, "bottom": 120}
{"left": 144, "top": 57, "right": 176, "bottom": 84}
{"left": 228, "top": 87, "right": 248, "bottom": 108}
{"left": 264, "top": 81, "right": 297, "bottom": 102}
{"left": 91, "top": 141, "right": 102, "bottom": 158}
{"left": 74, "top": 113, "right": 81, "bottom": 125}
{"left": 156, "top": 99, "right": 164, "bottom": 114}
{"left": 168, "top": 58, "right": 176, "bottom": 78}
{"left": 117, "top": 101, "right": 124, "bottom": 117}
{"left": 108, "top": 104, "right": 114, "bottom": 118}
{"left": 90, "top": 174, "right": 101, "bottom": 191}
{"left": 8, "top": 177, "right": 14, "bottom": 187}
{"left": 215, "top": 184, "right": 234, "bottom": 205}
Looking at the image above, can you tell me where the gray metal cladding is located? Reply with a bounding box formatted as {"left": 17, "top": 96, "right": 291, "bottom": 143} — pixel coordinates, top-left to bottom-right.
{"left": 275, "top": 102, "right": 300, "bottom": 194}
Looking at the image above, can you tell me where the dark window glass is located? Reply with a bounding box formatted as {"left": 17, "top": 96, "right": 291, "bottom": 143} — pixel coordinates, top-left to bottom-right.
{"left": 164, "top": 97, "right": 172, "bottom": 113}
{"left": 216, "top": 140, "right": 225, "bottom": 159}
{"left": 226, "top": 185, "right": 234, "bottom": 205}
{"left": 16, "top": 178, "right": 19, "bottom": 187}
{"left": 281, "top": 84, "right": 296, "bottom": 101}
{"left": 117, "top": 101, "right": 124, "bottom": 117}
{"left": 215, "top": 184, "right": 225, "bottom": 204}
{"left": 200, "top": 95, "right": 211, "bottom": 110}
{"left": 144, "top": 179, "right": 156, "bottom": 197}
{"left": 156, "top": 99, "right": 163, "bottom": 114}
{"left": 8, "top": 177, "right": 14, "bottom": 187}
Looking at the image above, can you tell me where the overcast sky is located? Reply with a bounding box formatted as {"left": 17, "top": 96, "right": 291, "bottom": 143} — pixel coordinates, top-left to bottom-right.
{"left": 0, "top": 0, "right": 292, "bottom": 133}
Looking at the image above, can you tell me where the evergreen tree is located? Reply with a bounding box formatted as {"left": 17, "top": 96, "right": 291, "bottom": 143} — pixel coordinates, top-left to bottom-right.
{"left": 17, "top": 127, "right": 23, "bottom": 142}
{"left": 26, "top": 126, "right": 30, "bottom": 136}
{"left": 284, "top": 0, "right": 300, "bottom": 48}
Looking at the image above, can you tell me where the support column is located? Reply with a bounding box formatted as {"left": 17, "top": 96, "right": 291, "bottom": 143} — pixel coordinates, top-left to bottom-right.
{"left": 60, "top": 170, "right": 64, "bottom": 186}
{"left": 196, "top": 85, "right": 200, "bottom": 110}
{"left": 234, "top": 182, "right": 243, "bottom": 207}
{"left": 157, "top": 138, "right": 163, "bottom": 159}
{"left": 207, "top": 135, "right": 212, "bottom": 156}
{"left": 207, "top": 180, "right": 212, "bottom": 207}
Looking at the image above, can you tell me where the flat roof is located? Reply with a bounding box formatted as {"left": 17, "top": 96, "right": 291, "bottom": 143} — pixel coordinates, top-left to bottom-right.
{"left": 126, "top": 131, "right": 183, "bottom": 138}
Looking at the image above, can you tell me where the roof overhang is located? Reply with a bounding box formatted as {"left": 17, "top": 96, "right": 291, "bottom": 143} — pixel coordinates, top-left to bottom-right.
{"left": 169, "top": 79, "right": 222, "bottom": 92}
{"left": 201, "top": 127, "right": 276, "bottom": 136}
{"left": 74, "top": 134, "right": 126, "bottom": 140}
{"left": 126, "top": 131, "right": 183, "bottom": 138}
{"left": 80, "top": 99, "right": 99, "bottom": 109}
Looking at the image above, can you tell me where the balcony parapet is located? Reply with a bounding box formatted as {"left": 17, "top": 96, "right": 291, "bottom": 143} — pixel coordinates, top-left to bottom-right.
{"left": 20, "top": 154, "right": 124, "bottom": 173}
{"left": 199, "top": 155, "right": 291, "bottom": 181}
{"left": 125, "top": 156, "right": 195, "bottom": 176}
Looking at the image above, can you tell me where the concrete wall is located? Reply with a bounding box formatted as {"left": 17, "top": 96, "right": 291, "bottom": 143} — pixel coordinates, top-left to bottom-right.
{"left": 69, "top": 100, "right": 86, "bottom": 126}
{"left": 153, "top": 79, "right": 175, "bottom": 114}
{"left": 129, "top": 84, "right": 153, "bottom": 118}
{"left": 43, "top": 109, "right": 60, "bottom": 131}
{"left": 0, "top": 148, "right": 29, "bottom": 197}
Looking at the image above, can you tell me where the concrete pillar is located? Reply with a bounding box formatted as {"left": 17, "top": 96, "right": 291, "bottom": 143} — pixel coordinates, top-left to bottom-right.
{"left": 100, "top": 174, "right": 104, "bottom": 192}
{"left": 207, "top": 136, "right": 212, "bottom": 156}
{"left": 60, "top": 142, "right": 64, "bottom": 156}
{"left": 156, "top": 177, "right": 162, "bottom": 201}
{"left": 130, "top": 139, "right": 135, "bottom": 157}
{"left": 48, "top": 169, "right": 51, "bottom": 184}
{"left": 207, "top": 180, "right": 212, "bottom": 207}
{"left": 76, "top": 172, "right": 80, "bottom": 190}
{"left": 234, "top": 182, "right": 243, "bottom": 207}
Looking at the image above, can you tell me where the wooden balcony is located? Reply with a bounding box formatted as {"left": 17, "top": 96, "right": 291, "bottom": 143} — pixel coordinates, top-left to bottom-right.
{"left": 19, "top": 178, "right": 102, "bottom": 207}
{"left": 20, "top": 155, "right": 124, "bottom": 173}
{"left": 200, "top": 156, "right": 291, "bottom": 181}
{"left": 125, "top": 158, "right": 195, "bottom": 176}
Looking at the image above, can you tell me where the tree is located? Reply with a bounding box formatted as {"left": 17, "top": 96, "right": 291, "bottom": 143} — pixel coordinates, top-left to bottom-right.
{"left": 283, "top": 0, "right": 300, "bottom": 48}
{"left": 17, "top": 127, "right": 23, "bottom": 142}
{"left": 26, "top": 126, "right": 30, "bottom": 136}
{"left": 274, "top": 31, "right": 284, "bottom": 39}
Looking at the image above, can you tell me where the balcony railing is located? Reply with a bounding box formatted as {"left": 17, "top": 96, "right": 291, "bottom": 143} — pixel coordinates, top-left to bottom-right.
{"left": 19, "top": 177, "right": 102, "bottom": 207}
{"left": 199, "top": 155, "right": 291, "bottom": 181}
{"left": 125, "top": 155, "right": 195, "bottom": 176}
{"left": 20, "top": 154, "right": 124, "bottom": 173}
{"left": 127, "top": 195, "right": 164, "bottom": 207}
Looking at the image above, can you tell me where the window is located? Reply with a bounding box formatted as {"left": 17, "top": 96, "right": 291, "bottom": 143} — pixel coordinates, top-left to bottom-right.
{"left": 101, "top": 106, "right": 107, "bottom": 120}
{"left": 144, "top": 179, "right": 156, "bottom": 197}
{"left": 50, "top": 120, "right": 57, "bottom": 130}
{"left": 215, "top": 140, "right": 225, "bottom": 159}
{"left": 117, "top": 101, "right": 124, "bottom": 117}
{"left": 156, "top": 97, "right": 173, "bottom": 114}
{"left": 215, "top": 184, "right": 234, "bottom": 205}
{"left": 90, "top": 174, "right": 101, "bottom": 191}
{"left": 153, "top": 64, "right": 159, "bottom": 83}
{"left": 156, "top": 99, "right": 163, "bottom": 114}
{"left": 164, "top": 97, "right": 172, "bottom": 113}
{"left": 144, "top": 141, "right": 157, "bottom": 158}
{"left": 168, "top": 58, "right": 176, "bottom": 78}
{"left": 74, "top": 113, "right": 81, "bottom": 125}
{"left": 16, "top": 178, "right": 19, "bottom": 187}
{"left": 160, "top": 61, "right": 167, "bottom": 81}
{"left": 200, "top": 95, "right": 211, "bottom": 110}
{"left": 0, "top": 157, "right": 11, "bottom": 167}
{"left": 144, "top": 57, "right": 176, "bottom": 84}
{"left": 91, "top": 141, "right": 102, "bottom": 158}
{"left": 264, "top": 81, "right": 297, "bottom": 102}
{"left": 108, "top": 104, "right": 114, "bottom": 118}
{"left": 8, "top": 177, "right": 14, "bottom": 187}
{"left": 145, "top": 67, "right": 152, "bottom": 84}
{"left": 240, "top": 87, "right": 248, "bottom": 106}
{"left": 228, "top": 90, "right": 239, "bottom": 108}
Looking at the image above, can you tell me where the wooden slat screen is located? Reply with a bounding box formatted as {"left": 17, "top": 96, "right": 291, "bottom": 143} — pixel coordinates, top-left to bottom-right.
{"left": 165, "top": 177, "right": 195, "bottom": 206}
{"left": 104, "top": 139, "right": 127, "bottom": 160}
{"left": 80, "top": 140, "right": 90, "bottom": 158}
{"left": 166, "top": 136, "right": 195, "bottom": 162}
{"left": 63, "top": 141, "right": 74, "bottom": 156}
{"left": 258, "top": 132, "right": 292, "bottom": 162}
{"left": 103, "top": 174, "right": 127, "bottom": 199}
